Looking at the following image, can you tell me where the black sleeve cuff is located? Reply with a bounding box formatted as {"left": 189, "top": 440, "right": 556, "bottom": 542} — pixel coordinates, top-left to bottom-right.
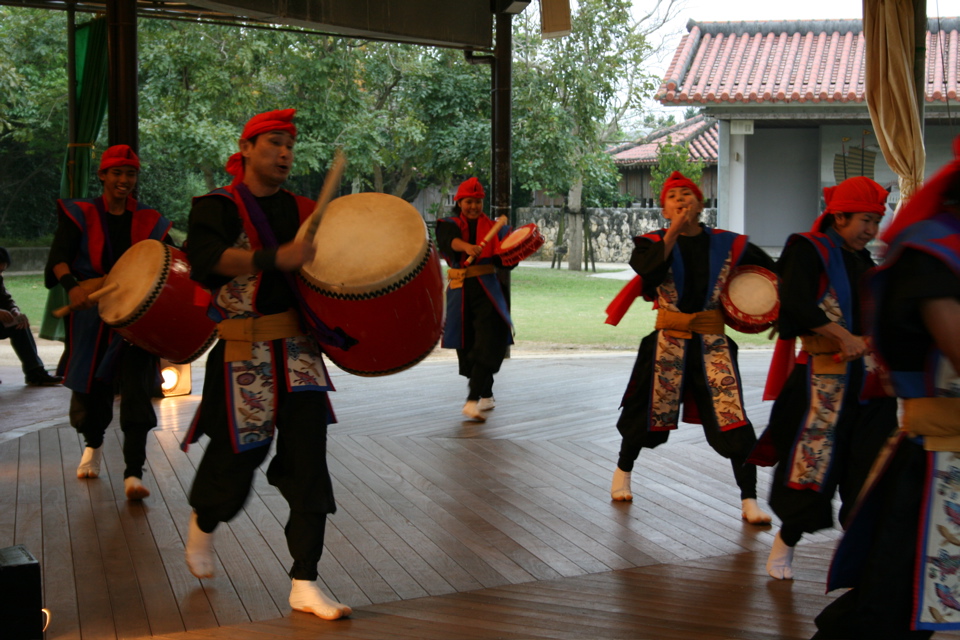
{"left": 59, "top": 273, "right": 79, "bottom": 292}
{"left": 253, "top": 248, "right": 278, "bottom": 273}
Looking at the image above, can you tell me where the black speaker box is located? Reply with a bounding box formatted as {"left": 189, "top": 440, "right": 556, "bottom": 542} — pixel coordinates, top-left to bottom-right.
{"left": 0, "top": 545, "right": 44, "bottom": 639}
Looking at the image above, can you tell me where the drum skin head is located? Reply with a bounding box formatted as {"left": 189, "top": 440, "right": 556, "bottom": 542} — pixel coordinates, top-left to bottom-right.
{"left": 500, "top": 226, "right": 532, "bottom": 250}
{"left": 728, "top": 272, "right": 777, "bottom": 316}
{"left": 98, "top": 239, "right": 165, "bottom": 325}
{"left": 720, "top": 265, "right": 779, "bottom": 333}
{"left": 298, "top": 193, "right": 428, "bottom": 294}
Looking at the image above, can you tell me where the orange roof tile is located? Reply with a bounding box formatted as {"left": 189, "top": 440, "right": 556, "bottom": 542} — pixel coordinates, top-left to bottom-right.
{"left": 656, "top": 18, "right": 959, "bottom": 106}
{"left": 610, "top": 115, "right": 718, "bottom": 166}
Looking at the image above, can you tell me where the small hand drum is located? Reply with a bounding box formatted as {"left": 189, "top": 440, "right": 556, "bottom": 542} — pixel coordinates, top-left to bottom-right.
{"left": 497, "top": 224, "right": 544, "bottom": 266}
{"left": 720, "top": 265, "right": 779, "bottom": 334}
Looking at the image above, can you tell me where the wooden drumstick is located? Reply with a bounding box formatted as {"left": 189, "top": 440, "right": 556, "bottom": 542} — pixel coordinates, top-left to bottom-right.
{"left": 464, "top": 215, "right": 508, "bottom": 266}
{"left": 52, "top": 282, "right": 120, "bottom": 318}
{"left": 302, "top": 148, "right": 346, "bottom": 245}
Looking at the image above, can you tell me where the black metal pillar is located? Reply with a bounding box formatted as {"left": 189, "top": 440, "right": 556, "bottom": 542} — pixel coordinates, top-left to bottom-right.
{"left": 106, "top": 0, "right": 138, "bottom": 150}
{"left": 491, "top": 10, "right": 513, "bottom": 225}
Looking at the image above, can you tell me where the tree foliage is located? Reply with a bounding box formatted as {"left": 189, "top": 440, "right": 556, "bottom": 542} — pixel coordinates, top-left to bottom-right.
{"left": 650, "top": 140, "right": 705, "bottom": 198}
{"left": 1, "top": 3, "right": 675, "bottom": 241}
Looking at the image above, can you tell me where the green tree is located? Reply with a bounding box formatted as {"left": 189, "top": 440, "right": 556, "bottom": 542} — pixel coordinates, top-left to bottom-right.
{"left": 0, "top": 8, "right": 69, "bottom": 241}
{"left": 511, "top": 0, "right": 678, "bottom": 269}
{"left": 650, "top": 140, "right": 705, "bottom": 198}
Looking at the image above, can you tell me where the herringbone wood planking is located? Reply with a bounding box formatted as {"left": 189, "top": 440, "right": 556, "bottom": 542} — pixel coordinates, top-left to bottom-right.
{"left": 2, "top": 352, "right": 956, "bottom": 639}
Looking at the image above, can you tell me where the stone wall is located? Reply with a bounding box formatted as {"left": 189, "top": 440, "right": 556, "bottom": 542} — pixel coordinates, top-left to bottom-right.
{"left": 2, "top": 247, "right": 50, "bottom": 273}
{"left": 515, "top": 207, "right": 718, "bottom": 263}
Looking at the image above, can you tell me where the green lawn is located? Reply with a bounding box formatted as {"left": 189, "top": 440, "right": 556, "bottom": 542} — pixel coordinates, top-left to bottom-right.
{"left": 3, "top": 268, "right": 776, "bottom": 349}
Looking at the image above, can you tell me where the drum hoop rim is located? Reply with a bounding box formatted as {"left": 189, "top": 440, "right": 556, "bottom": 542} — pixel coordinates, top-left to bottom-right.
{"left": 500, "top": 228, "right": 544, "bottom": 254}
{"left": 299, "top": 241, "right": 434, "bottom": 300}
{"left": 326, "top": 334, "right": 440, "bottom": 376}
{"left": 166, "top": 330, "right": 219, "bottom": 364}
{"left": 720, "top": 264, "right": 780, "bottom": 327}
{"left": 103, "top": 242, "right": 171, "bottom": 328}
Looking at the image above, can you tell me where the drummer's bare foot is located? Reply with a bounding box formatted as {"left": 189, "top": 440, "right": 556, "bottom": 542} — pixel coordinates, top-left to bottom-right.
{"left": 611, "top": 467, "right": 632, "bottom": 501}
{"left": 462, "top": 400, "right": 485, "bottom": 421}
{"left": 742, "top": 498, "right": 772, "bottom": 525}
{"left": 185, "top": 512, "right": 215, "bottom": 579}
{"left": 766, "top": 532, "right": 795, "bottom": 580}
{"left": 477, "top": 396, "right": 496, "bottom": 411}
{"left": 77, "top": 446, "right": 102, "bottom": 479}
{"left": 124, "top": 476, "right": 150, "bottom": 500}
{"left": 289, "top": 579, "right": 351, "bottom": 620}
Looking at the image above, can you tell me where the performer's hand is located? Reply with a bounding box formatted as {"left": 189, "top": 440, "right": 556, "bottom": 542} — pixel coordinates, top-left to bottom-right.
{"left": 466, "top": 243, "right": 483, "bottom": 258}
{"left": 678, "top": 202, "right": 701, "bottom": 231}
{"left": 68, "top": 285, "right": 95, "bottom": 311}
{"left": 837, "top": 334, "right": 868, "bottom": 362}
{"left": 0, "top": 309, "right": 14, "bottom": 328}
{"left": 275, "top": 240, "right": 317, "bottom": 272}
{"left": 12, "top": 312, "right": 29, "bottom": 330}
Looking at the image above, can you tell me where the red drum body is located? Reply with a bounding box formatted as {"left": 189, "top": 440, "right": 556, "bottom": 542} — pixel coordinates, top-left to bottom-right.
{"left": 720, "top": 265, "right": 780, "bottom": 334}
{"left": 296, "top": 193, "right": 444, "bottom": 377}
{"left": 497, "top": 223, "right": 544, "bottom": 266}
{"left": 98, "top": 240, "right": 217, "bottom": 363}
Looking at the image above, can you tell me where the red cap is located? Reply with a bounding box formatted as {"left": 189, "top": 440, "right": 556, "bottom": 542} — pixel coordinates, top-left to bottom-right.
{"left": 98, "top": 145, "right": 140, "bottom": 172}
{"left": 881, "top": 135, "right": 960, "bottom": 244}
{"left": 227, "top": 109, "right": 298, "bottom": 185}
{"left": 454, "top": 177, "right": 485, "bottom": 201}
{"left": 659, "top": 171, "right": 703, "bottom": 207}
{"left": 811, "top": 176, "right": 889, "bottom": 232}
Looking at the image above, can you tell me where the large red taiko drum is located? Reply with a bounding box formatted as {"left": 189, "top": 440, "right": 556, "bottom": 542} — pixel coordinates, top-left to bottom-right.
{"left": 98, "top": 240, "right": 217, "bottom": 364}
{"left": 295, "top": 193, "right": 444, "bottom": 376}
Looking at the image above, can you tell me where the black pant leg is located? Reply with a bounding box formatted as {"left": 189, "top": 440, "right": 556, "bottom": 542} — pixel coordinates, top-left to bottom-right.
{"left": 266, "top": 389, "right": 336, "bottom": 580}
{"left": 0, "top": 324, "right": 45, "bottom": 374}
{"left": 69, "top": 384, "right": 114, "bottom": 448}
{"left": 118, "top": 346, "right": 159, "bottom": 479}
{"left": 189, "top": 427, "right": 272, "bottom": 531}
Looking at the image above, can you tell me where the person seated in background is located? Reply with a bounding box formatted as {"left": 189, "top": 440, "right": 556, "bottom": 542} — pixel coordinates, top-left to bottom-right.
{"left": 0, "top": 246, "right": 62, "bottom": 386}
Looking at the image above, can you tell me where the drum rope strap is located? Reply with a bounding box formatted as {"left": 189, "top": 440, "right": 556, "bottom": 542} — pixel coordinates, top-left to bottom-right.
{"left": 446, "top": 264, "right": 495, "bottom": 290}
{"left": 217, "top": 309, "right": 304, "bottom": 362}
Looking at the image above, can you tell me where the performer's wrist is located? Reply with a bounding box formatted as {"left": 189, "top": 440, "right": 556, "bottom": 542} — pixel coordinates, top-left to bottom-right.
{"left": 253, "top": 248, "right": 278, "bottom": 273}
{"left": 59, "top": 273, "right": 79, "bottom": 292}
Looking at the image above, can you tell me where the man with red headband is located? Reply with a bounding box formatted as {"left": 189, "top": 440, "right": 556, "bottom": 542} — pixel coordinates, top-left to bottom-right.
{"left": 181, "top": 109, "right": 351, "bottom": 621}
{"left": 755, "top": 176, "right": 898, "bottom": 581}
{"left": 436, "top": 177, "right": 514, "bottom": 421}
{"left": 605, "top": 171, "right": 775, "bottom": 525}
{"left": 46, "top": 144, "right": 172, "bottom": 500}
{"left": 811, "top": 141, "right": 960, "bottom": 639}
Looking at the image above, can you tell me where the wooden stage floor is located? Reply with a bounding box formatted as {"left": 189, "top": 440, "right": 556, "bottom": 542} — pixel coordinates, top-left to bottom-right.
{"left": 1, "top": 348, "right": 951, "bottom": 639}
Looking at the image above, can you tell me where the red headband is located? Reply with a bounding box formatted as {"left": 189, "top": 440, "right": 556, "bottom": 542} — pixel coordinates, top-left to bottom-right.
{"left": 455, "top": 177, "right": 485, "bottom": 202}
{"left": 226, "top": 109, "right": 297, "bottom": 186}
{"left": 99, "top": 144, "right": 140, "bottom": 172}
{"left": 659, "top": 171, "right": 703, "bottom": 207}
{"left": 811, "top": 176, "right": 888, "bottom": 232}
{"left": 882, "top": 135, "right": 960, "bottom": 244}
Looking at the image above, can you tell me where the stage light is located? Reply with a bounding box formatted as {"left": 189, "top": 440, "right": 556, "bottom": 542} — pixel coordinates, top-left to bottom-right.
{"left": 159, "top": 360, "right": 192, "bottom": 397}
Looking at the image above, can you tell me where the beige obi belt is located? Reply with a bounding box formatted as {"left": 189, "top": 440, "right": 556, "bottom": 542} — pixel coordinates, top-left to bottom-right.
{"left": 447, "top": 264, "right": 495, "bottom": 290}
{"left": 654, "top": 308, "right": 725, "bottom": 339}
{"left": 217, "top": 309, "right": 304, "bottom": 362}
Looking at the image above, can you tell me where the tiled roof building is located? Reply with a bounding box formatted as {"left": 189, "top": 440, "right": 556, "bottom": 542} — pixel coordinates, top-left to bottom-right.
{"left": 642, "top": 16, "right": 959, "bottom": 252}
{"left": 656, "top": 17, "right": 958, "bottom": 116}
{"left": 610, "top": 114, "right": 719, "bottom": 167}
